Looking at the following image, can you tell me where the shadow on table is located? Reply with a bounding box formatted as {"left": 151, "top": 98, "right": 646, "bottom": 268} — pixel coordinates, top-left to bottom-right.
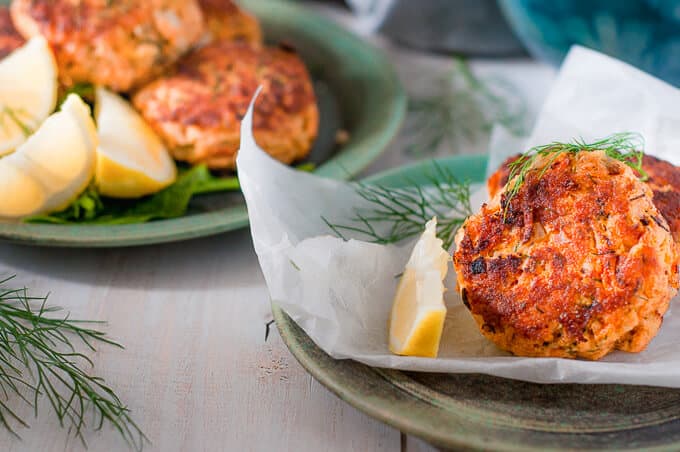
{"left": 1, "top": 228, "right": 265, "bottom": 291}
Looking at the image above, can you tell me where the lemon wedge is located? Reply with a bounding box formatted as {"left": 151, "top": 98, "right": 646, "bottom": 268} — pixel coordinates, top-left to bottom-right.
{"left": 95, "top": 87, "right": 176, "bottom": 198}
{"left": 0, "top": 95, "right": 97, "bottom": 219}
{"left": 389, "top": 218, "right": 450, "bottom": 358}
{"left": 0, "top": 36, "right": 58, "bottom": 157}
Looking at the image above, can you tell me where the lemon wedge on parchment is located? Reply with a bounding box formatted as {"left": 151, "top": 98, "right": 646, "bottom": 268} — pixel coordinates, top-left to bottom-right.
{"left": 94, "top": 87, "right": 176, "bottom": 198}
{"left": 389, "top": 218, "right": 450, "bottom": 358}
{"left": 0, "top": 95, "right": 97, "bottom": 219}
{"left": 0, "top": 36, "right": 58, "bottom": 157}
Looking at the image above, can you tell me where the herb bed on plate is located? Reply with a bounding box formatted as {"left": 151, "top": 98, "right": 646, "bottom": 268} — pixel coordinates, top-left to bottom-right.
{"left": 0, "top": 0, "right": 406, "bottom": 247}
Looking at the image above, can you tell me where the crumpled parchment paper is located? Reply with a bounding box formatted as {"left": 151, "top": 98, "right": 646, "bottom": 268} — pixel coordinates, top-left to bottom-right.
{"left": 238, "top": 46, "right": 680, "bottom": 387}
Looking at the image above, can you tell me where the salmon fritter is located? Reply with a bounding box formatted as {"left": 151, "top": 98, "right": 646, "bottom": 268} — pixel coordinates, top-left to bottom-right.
{"left": 488, "top": 153, "right": 680, "bottom": 241}
{"left": 486, "top": 154, "right": 519, "bottom": 200}
{"left": 455, "top": 151, "right": 679, "bottom": 360}
{"left": 132, "top": 41, "right": 319, "bottom": 170}
{"left": 199, "top": 0, "right": 261, "bottom": 46}
{"left": 10, "top": 0, "right": 205, "bottom": 92}
{"left": 0, "top": 6, "right": 23, "bottom": 59}
{"left": 641, "top": 155, "right": 680, "bottom": 242}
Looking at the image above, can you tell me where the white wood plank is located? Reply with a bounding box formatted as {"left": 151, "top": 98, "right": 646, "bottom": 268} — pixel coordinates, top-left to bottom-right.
{"left": 0, "top": 230, "right": 400, "bottom": 451}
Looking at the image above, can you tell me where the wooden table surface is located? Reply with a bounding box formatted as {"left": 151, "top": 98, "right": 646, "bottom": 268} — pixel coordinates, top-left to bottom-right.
{"left": 0, "top": 232, "right": 404, "bottom": 451}
{"left": 0, "top": 4, "right": 554, "bottom": 451}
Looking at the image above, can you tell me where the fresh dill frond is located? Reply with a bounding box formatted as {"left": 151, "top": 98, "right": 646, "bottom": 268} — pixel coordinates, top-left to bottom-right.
{"left": 504, "top": 132, "right": 647, "bottom": 213}
{"left": 0, "top": 276, "right": 147, "bottom": 450}
{"left": 405, "top": 57, "right": 528, "bottom": 156}
{"left": 323, "top": 162, "right": 472, "bottom": 249}
{"left": 58, "top": 83, "right": 96, "bottom": 107}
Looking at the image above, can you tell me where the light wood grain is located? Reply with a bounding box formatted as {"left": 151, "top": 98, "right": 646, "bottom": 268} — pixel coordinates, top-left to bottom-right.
{"left": 0, "top": 230, "right": 400, "bottom": 451}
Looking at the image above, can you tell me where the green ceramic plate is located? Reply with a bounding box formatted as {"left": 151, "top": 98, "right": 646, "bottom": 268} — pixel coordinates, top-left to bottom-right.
{"left": 0, "top": 0, "right": 405, "bottom": 247}
{"left": 273, "top": 154, "right": 680, "bottom": 451}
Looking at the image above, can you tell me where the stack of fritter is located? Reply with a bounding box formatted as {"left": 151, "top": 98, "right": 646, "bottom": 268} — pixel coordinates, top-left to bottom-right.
{"left": 455, "top": 151, "right": 680, "bottom": 360}
{"left": 1, "top": 0, "right": 318, "bottom": 170}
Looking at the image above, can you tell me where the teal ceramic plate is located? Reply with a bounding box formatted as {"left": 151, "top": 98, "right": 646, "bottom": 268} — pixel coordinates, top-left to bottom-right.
{"left": 274, "top": 154, "right": 680, "bottom": 451}
{"left": 0, "top": 0, "right": 405, "bottom": 247}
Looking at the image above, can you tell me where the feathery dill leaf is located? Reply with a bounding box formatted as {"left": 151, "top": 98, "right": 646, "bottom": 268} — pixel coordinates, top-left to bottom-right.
{"left": 0, "top": 275, "right": 147, "bottom": 450}
{"left": 504, "top": 132, "right": 647, "bottom": 214}
{"left": 405, "top": 57, "right": 528, "bottom": 156}
{"left": 323, "top": 162, "right": 472, "bottom": 249}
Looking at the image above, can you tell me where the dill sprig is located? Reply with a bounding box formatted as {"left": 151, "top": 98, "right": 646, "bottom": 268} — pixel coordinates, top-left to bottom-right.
{"left": 405, "top": 57, "right": 528, "bottom": 156}
{"left": 504, "top": 132, "right": 647, "bottom": 211}
{"left": 323, "top": 162, "right": 472, "bottom": 249}
{"left": 0, "top": 275, "right": 147, "bottom": 450}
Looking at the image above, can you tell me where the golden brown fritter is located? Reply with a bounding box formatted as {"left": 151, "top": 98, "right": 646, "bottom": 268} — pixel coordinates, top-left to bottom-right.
{"left": 486, "top": 154, "right": 518, "bottom": 200}
{"left": 455, "top": 151, "right": 679, "bottom": 360}
{"left": 10, "top": 0, "right": 205, "bottom": 92}
{"left": 641, "top": 155, "right": 680, "bottom": 242}
{"left": 199, "top": 0, "right": 261, "bottom": 45}
{"left": 0, "top": 6, "right": 23, "bottom": 59}
{"left": 488, "top": 153, "right": 680, "bottom": 241}
{"left": 132, "top": 41, "right": 318, "bottom": 170}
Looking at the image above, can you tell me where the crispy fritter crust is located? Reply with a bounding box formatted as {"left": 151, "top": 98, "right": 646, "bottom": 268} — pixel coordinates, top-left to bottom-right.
{"left": 486, "top": 154, "right": 518, "bottom": 200}
{"left": 455, "top": 152, "right": 679, "bottom": 360}
{"left": 199, "top": 0, "right": 261, "bottom": 45}
{"left": 132, "top": 41, "right": 318, "bottom": 169}
{"left": 0, "top": 6, "right": 23, "bottom": 59}
{"left": 488, "top": 153, "right": 680, "bottom": 241}
{"left": 642, "top": 155, "right": 680, "bottom": 242}
{"left": 10, "top": 0, "right": 205, "bottom": 92}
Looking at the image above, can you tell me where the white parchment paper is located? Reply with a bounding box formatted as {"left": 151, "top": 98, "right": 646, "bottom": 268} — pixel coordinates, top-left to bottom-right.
{"left": 238, "top": 47, "right": 680, "bottom": 387}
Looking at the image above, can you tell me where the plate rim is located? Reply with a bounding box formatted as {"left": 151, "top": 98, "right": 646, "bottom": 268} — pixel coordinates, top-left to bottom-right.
{"left": 273, "top": 153, "right": 502, "bottom": 451}
{"left": 0, "top": 0, "right": 406, "bottom": 248}
{"left": 271, "top": 153, "right": 680, "bottom": 452}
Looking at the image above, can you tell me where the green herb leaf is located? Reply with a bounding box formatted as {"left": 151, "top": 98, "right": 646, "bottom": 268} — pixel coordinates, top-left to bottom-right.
{"left": 192, "top": 176, "right": 241, "bottom": 195}
{"left": 0, "top": 275, "right": 147, "bottom": 450}
{"left": 25, "top": 164, "right": 235, "bottom": 225}
{"left": 323, "top": 162, "right": 472, "bottom": 249}
{"left": 111, "top": 164, "right": 210, "bottom": 223}
{"left": 503, "top": 132, "right": 647, "bottom": 216}
{"left": 295, "top": 162, "right": 316, "bottom": 173}
{"left": 26, "top": 186, "right": 104, "bottom": 224}
{"left": 405, "top": 57, "right": 528, "bottom": 157}
{"left": 58, "top": 83, "right": 96, "bottom": 107}
{"left": 26, "top": 161, "right": 316, "bottom": 225}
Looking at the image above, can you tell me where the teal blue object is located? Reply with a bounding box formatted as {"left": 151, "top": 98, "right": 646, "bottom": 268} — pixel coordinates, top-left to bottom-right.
{"left": 499, "top": 0, "right": 680, "bottom": 86}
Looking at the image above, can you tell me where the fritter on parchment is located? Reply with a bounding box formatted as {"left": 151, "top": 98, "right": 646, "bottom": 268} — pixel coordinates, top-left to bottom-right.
{"left": 642, "top": 155, "right": 680, "bottom": 242}
{"left": 455, "top": 151, "right": 679, "bottom": 360}
{"left": 488, "top": 154, "right": 680, "bottom": 241}
{"left": 10, "top": 0, "right": 205, "bottom": 91}
{"left": 0, "top": 6, "right": 23, "bottom": 59}
{"left": 199, "top": 0, "right": 261, "bottom": 46}
{"left": 132, "top": 41, "right": 318, "bottom": 170}
{"left": 486, "top": 154, "right": 519, "bottom": 200}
